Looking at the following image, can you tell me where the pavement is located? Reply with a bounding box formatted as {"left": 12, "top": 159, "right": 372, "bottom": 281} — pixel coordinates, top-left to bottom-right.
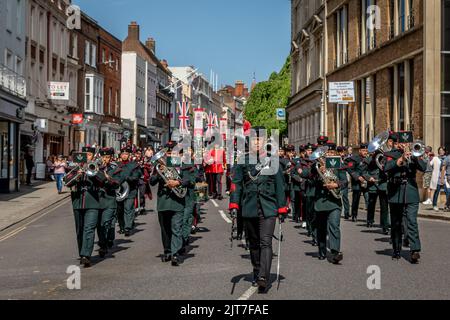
{"left": 0, "top": 180, "right": 70, "bottom": 232}
{"left": 1, "top": 190, "right": 450, "bottom": 300}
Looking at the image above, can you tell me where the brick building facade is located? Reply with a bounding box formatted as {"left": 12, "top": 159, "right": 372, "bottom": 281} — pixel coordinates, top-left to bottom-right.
{"left": 98, "top": 26, "right": 122, "bottom": 151}
{"left": 289, "top": 0, "right": 447, "bottom": 153}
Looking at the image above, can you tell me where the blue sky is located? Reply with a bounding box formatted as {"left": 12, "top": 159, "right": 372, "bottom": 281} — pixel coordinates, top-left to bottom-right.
{"left": 73, "top": 0, "right": 290, "bottom": 88}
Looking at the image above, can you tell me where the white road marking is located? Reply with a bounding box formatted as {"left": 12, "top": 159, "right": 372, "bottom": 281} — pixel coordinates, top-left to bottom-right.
{"left": 219, "top": 210, "right": 232, "bottom": 224}
{"left": 0, "top": 198, "right": 71, "bottom": 242}
{"left": 0, "top": 226, "right": 27, "bottom": 242}
{"left": 238, "top": 286, "right": 258, "bottom": 300}
{"left": 211, "top": 199, "right": 219, "bottom": 208}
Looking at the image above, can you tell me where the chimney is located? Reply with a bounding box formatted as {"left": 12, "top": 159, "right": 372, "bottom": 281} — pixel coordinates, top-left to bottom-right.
{"left": 235, "top": 80, "right": 244, "bottom": 97}
{"left": 145, "top": 37, "right": 156, "bottom": 54}
{"left": 128, "top": 21, "right": 140, "bottom": 41}
{"left": 160, "top": 59, "right": 168, "bottom": 69}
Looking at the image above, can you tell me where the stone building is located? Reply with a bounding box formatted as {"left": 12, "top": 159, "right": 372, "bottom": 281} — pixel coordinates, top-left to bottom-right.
{"left": 0, "top": 0, "right": 27, "bottom": 192}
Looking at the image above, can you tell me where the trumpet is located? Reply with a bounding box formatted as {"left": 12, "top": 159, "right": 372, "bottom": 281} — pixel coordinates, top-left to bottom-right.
{"left": 403, "top": 140, "right": 425, "bottom": 164}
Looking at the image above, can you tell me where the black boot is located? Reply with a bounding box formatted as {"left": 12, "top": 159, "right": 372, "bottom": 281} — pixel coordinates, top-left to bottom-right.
{"left": 410, "top": 251, "right": 421, "bottom": 264}
{"left": 80, "top": 256, "right": 91, "bottom": 268}
{"left": 171, "top": 255, "right": 180, "bottom": 266}
{"left": 392, "top": 251, "right": 401, "bottom": 260}
{"left": 257, "top": 277, "right": 267, "bottom": 293}
{"left": 331, "top": 251, "right": 343, "bottom": 264}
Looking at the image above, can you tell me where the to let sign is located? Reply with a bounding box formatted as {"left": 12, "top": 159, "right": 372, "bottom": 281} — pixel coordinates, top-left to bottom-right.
{"left": 329, "top": 82, "right": 355, "bottom": 103}
{"left": 49, "top": 82, "right": 70, "bottom": 100}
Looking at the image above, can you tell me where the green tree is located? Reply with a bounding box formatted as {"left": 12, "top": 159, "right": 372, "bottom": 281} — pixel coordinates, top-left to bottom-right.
{"left": 244, "top": 56, "right": 291, "bottom": 136}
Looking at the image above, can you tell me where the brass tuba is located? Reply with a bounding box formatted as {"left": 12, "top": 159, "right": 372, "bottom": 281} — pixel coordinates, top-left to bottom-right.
{"left": 150, "top": 149, "right": 187, "bottom": 198}
{"left": 368, "top": 131, "right": 391, "bottom": 170}
{"left": 311, "top": 146, "right": 342, "bottom": 200}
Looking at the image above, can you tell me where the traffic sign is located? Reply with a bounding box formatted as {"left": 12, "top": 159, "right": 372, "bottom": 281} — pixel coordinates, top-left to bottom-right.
{"left": 276, "top": 108, "right": 286, "bottom": 121}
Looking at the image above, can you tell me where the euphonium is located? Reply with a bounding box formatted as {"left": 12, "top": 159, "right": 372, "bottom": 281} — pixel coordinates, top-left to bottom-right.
{"left": 311, "top": 146, "right": 342, "bottom": 200}
{"left": 368, "top": 131, "right": 391, "bottom": 170}
{"left": 150, "top": 149, "right": 187, "bottom": 198}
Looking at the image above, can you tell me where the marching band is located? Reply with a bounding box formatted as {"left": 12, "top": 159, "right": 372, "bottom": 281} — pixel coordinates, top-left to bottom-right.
{"left": 62, "top": 128, "right": 427, "bottom": 292}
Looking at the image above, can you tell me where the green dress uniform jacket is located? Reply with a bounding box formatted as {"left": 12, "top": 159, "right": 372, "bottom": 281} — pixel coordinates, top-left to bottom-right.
{"left": 150, "top": 164, "right": 195, "bottom": 213}
{"left": 362, "top": 155, "right": 388, "bottom": 193}
{"left": 98, "top": 163, "right": 125, "bottom": 210}
{"left": 68, "top": 172, "right": 105, "bottom": 210}
{"left": 230, "top": 156, "right": 287, "bottom": 219}
{"left": 347, "top": 155, "right": 366, "bottom": 191}
{"left": 301, "top": 165, "right": 343, "bottom": 213}
{"left": 384, "top": 149, "right": 427, "bottom": 204}
{"left": 122, "top": 161, "right": 143, "bottom": 199}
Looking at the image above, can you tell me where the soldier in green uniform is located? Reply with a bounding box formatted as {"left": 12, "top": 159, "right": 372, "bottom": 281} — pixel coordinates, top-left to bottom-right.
{"left": 150, "top": 141, "right": 195, "bottom": 266}
{"left": 362, "top": 149, "right": 390, "bottom": 234}
{"left": 229, "top": 126, "right": 287, "bottom": 293}
{"left": 65, "top": 146, "right": 105, "bottom": 268}
{"left": 298, "top": 143, "right": 344, "bottom": 263}
{"left": 180, "top": 147, "right": 198, "bottom": 254}
{"left": 384, "top": 136, "right": 427, "bottom": 263}
{"left": 284, "top": 145, "right": 297, "bottom": 222}
{"left": 96, "top": 147, "right": 124, "bottom": 257}
{"left": 348, "top": 144, "right": 369, "bottom": 222}
{"left": 295, "top": 143, "right": 317, "bottom": 244}
{"left": 116, "top": 146, "right": 143, "bottom": 237}
{"left": 338, "top": 146, "right": 351, "bottom": 220}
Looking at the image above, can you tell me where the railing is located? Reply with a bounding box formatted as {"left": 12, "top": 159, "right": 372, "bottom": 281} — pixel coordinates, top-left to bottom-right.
{"left": 0, "top": 64, "right": 26, "bottom": 99}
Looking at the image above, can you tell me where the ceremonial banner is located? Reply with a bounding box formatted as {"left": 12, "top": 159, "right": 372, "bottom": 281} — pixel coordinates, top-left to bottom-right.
{"left": 194, "top": 108, "right": 204, "bottom": 137}
{"left": 206, "top": 111, "right": 215, "bottom": 138}
{"left": 178, "top": 101, "right": 190, "bottom": 134}
{"left": 220, "top": 118, "right": 227, "bottom": 141}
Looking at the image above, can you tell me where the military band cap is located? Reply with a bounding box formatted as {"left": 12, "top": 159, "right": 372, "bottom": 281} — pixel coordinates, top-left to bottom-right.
{"left": 327, "top": 142, "right": 337, "bottom": 151}
{"left": 305, "top": 143, "right": 313, "bottom": 150}
{"left": 82, "top": 146, "right": 96, "bottom": 154}
{"left": 121, "top": 146, "right": 133, "bottom": 153}
{"left": 284, "top": 144, "right": 295, "bottom": 152}
{"left": 336, "top": 146, "right": 345, "bottom": 152}
{"left": 389, "top": 131, "right": 399, "bottom": 142}
{"left": 165, "top": 141, "right": 177, "bottom": 150}
{"left": 317, "top": 136, "right": 329, "bottom": 145}
{"left": 299, "top": 145, "right": 306, "bottom": 152}
{"left": 360, "top": 143, "right": 368, "bottom": 149}
{"left": 100, "top": 147, "right": 115, "bottom": 156}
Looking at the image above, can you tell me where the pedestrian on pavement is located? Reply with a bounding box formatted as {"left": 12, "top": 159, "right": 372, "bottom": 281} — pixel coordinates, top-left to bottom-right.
{"left": 431, "top": 147, "right": 449, "bottom": 211}
{"left": 422, "top": 146, "right": 434, "bottom": 205}
{"left": 439, "top": 149, "right": 450, "bottom": 211}
{"left": 46, "top": 156, "right": 55, "bottom": 181}
{"left": 25, "top": 149, "right": 35, "bottom": 186}
{"left": 53, "top": 155, "right": 67, "bottom": 194}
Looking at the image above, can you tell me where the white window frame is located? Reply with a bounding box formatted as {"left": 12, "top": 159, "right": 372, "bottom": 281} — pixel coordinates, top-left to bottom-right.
{"left": 91, "top": 44, "right": 97, "bottom": 68}
{"left": 84, "top": 41, "right": 90, "bottom": 65}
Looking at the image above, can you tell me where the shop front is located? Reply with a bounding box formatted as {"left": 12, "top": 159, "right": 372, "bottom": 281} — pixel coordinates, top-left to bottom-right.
{"left": 0, "top": 91, "right": 26, "bottom": 193}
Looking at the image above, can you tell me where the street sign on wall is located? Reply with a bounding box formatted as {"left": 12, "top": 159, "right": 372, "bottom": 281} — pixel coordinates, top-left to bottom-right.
{"left": 329, "top": 81, "right": 355, "bottom": 103}
{"left": 276, "top": 108, "right": 286, "bottom": 121}
{"left": 48, "top": 82, "right": 70, "bottom": 100}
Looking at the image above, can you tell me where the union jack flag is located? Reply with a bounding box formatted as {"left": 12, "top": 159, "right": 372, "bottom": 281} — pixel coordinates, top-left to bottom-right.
{"left": 212, "top": 113, "right": 219, "bottom": 128}
{"left": 206, "top": 111, "right": 215, "bottom": 137}
{"left": 178, "top": 101, "right": 190, "bottom": 134}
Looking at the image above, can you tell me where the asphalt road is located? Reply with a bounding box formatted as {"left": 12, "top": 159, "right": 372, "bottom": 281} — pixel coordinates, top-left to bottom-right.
{"left": 1, "top": 194, "right": 450, "bottom": 300}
